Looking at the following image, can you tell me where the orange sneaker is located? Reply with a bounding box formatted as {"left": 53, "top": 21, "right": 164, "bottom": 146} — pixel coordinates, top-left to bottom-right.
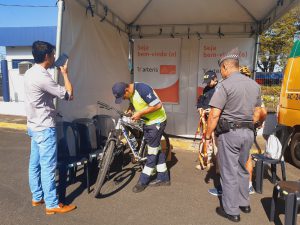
{"left": 32, "top": 199, "right": 45, "bottom": 207}
{"left": 45, "top": 203, "right": 76, "bottom": 215}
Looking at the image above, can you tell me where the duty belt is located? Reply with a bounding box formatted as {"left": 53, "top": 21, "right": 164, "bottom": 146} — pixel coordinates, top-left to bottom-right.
{"left": 229, "top": 121, "right": 254, "bottom": 130}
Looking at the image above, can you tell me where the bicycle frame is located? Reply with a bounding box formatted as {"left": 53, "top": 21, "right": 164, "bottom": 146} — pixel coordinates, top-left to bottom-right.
{"left": 97, "top": 101, "right": 148, "bottom": 163}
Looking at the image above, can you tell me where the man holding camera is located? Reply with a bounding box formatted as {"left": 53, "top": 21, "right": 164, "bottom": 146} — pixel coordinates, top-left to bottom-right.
{"left": 24, "top": 41, "right": 76, "bottom": 215}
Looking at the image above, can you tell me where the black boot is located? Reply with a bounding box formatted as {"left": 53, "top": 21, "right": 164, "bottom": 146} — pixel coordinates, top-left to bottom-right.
{"left": 132, "top": 183, "right": 147, "bottom": 193}
{"left": 216, "top": 207, "right": 240, "bottom": 222}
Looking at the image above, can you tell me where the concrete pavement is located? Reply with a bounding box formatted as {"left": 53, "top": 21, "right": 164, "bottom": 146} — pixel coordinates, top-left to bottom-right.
{"left": 0, "top": 115, "right": 299, "bottom": 225}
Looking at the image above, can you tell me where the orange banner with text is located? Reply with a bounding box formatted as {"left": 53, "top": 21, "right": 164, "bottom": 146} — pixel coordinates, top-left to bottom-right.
{"left": 134, "top": 38, "right": 181, "bottom": 103}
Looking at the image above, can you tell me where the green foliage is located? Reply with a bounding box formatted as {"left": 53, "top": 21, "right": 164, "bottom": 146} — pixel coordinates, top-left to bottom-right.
{"left": 261, "top": 85, "right": 282, "bottom": 95}
{"left": 258, "top": 7, "right": 300, "bottom": 72}
{"left": 261, "top": 85, "right": 281, "bottom": 112}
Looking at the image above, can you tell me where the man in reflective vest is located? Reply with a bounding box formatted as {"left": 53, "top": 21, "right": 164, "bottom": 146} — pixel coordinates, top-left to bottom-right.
{"left": 112, "top": 82, "right": 170, "bottom": 193}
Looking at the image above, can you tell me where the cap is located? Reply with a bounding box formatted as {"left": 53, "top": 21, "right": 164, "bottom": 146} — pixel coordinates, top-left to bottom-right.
{"left": 218, "top": 47, "right": 239, "bottom": 66}
{"left": 203, "top": 70, "right": 217, "bottom": 84}
{"left": 112, "top": 82, "right": 127, "bottom": 104}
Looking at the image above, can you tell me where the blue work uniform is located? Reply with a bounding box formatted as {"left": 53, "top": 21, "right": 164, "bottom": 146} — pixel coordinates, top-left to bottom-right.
{"left": 130, "top": 82, "right": 169, "bottom": 185}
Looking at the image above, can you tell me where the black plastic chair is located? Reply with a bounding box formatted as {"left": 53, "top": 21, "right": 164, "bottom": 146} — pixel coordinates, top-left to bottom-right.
{"left": 92, "top": 114, "right": 115, "bottom": 148}
{"left": 270, "top": 180, "right": 300, "bottom": 225}
{"left": 56, "top": 121, "right": 90, "bottom": 196}
{"left": 72, "top": 118, "right": 104, "bottom": 162}
{"left": 252, "top": 126, "right": 294, "bottom": 194}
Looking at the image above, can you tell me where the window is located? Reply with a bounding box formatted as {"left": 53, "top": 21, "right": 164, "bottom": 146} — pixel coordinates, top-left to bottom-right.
{"left": 12, "top": 59, "right": 34, "bottom": 69}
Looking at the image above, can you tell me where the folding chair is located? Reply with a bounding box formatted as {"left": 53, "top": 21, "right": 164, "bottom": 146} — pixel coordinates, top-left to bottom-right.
{"left": 252, "top": 126, "right": 293, "bottom": 194}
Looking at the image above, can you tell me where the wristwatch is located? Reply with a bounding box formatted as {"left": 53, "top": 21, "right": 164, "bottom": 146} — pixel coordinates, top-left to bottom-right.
{"left": 205, "top": 136, "right": 212, "bottom": 140}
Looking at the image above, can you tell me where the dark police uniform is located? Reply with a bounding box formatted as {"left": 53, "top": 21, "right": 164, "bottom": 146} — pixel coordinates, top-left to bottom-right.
{"left": 197, "top": 86, "right": 216, "bottom": 109}
{"left": 209, "top": 72, "right": 261, "bottom": 215}
{"left": 197, "top": 70, "right": 218, "bottom": 110}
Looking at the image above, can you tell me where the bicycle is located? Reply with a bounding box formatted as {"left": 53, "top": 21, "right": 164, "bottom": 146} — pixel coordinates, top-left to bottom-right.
{"left": 93, "top": 101, "right": 170, "bottom": 198}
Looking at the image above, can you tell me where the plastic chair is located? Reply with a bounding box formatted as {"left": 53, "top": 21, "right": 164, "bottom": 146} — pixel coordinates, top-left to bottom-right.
{"left": 72, "top": 118, "right": 104, "bottom": 162}
{"left": 252, "top": 127, "right": 294, "bottom": 194}
{"left": 56, "top": 121, "right": 90, "bottom": 196}
{"left": 92, "top": 114, "right": 115, "bottom": 148}
{"left": 269, "top": 180, "right": 300, "bottom": 225}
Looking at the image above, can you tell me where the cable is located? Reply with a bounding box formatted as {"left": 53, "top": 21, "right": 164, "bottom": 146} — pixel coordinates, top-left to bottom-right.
{"left": 0, "top": 3, "right": 56, "bottom": 8}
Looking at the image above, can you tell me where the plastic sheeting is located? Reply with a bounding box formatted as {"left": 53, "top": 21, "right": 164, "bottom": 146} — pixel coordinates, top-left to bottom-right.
{"left": 57, "top": 0, "right": 130, "bottom": 121}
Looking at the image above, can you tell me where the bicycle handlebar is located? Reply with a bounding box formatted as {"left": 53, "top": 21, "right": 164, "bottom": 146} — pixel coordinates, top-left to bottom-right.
{"left": 97, "top": 100, "right": 148, "bottom": 123}
{"left": 97, "top": 101, "right": 125, "bottom": 116}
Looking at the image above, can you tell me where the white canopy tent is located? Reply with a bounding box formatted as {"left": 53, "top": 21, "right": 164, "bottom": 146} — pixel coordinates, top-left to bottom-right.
{"left": 56, "top": 0, "right": 299, "bottom": 135}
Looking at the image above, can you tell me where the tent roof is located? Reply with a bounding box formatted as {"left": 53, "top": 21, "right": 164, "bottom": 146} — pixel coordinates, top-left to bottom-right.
{"left": 78, "top": 0, "right": 298, "bottom": 36}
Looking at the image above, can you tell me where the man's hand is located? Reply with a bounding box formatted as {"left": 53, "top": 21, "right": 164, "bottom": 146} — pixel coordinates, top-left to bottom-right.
{"left": 131, "top": 111, "right": 142, "bottom": 121}
{"left": 59, "top": 59, "right": 68, "bottom": 75}
{"left": 204, "top": 138, "right": 213, "bottom": 151}
{"left": 206, "top": 107, "right": 221, "bottom": 139}
{"left": 125, "top": 109, "right": 133, "bottom": 117}
{"left": 58, "top": 59, "right": 73, "bottom": 99}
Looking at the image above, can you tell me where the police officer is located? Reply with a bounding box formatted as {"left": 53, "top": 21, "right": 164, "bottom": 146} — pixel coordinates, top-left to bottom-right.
{"left": 197, "top": 70, "right": 218, "bottom": 114}
{"left": 112, "top": 82, "right": 170, "bottom": 193}
{"left": 205, "top": 48, "right": 263, "bottom": 222}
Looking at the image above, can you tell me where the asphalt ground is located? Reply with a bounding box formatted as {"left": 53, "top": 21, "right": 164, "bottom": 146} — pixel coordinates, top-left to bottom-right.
{"left": 0, "top": 115, "right": 299, "bottom": 225}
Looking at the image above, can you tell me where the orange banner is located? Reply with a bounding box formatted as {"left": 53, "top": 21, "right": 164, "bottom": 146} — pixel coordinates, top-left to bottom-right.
{"left": 160, "top": 65, "right": 176, "bottom": 74}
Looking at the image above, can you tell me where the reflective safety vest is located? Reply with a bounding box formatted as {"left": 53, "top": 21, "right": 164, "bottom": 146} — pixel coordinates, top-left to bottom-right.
{"left": 130, "top": 89, "right": 167, "bottom": 125}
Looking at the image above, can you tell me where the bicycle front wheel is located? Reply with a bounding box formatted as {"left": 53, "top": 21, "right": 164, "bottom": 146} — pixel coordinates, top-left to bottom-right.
{"left": 93, "top": 140, "right": 116, "bottom": 198}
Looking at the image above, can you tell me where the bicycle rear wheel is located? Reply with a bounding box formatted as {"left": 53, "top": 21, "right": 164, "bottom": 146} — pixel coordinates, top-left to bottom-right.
{"left": 93, "top": 139, "right": 116, "bottom": 198}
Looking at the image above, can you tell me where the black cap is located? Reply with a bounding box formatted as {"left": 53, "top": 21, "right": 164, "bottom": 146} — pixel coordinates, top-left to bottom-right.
{"left": 203, "top": 70, "right": 217, "bottom": 84}
{"left": 218, "top": 47, "right": 239, "bottom": 66}
{"left": 112, "top": 82, "right": 127, "bottom": 104}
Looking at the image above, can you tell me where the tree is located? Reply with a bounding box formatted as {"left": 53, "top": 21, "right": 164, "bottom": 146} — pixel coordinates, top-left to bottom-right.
{"left": 258, "top": 8, "right": 300, "bottom": 72}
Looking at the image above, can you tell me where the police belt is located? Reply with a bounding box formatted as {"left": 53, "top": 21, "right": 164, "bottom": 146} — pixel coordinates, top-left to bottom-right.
{"left": 228, "top": 121, "right": 254, "bottom": 130}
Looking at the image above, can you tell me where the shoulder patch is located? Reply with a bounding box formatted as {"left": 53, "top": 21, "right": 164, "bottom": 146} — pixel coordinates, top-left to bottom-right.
{"left": 147, "top": 93, "right": 152, "bottom": 99}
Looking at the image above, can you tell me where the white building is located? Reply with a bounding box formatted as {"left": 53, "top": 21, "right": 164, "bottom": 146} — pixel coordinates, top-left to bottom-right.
{"left": 0, "top": 26, "right": 56, "bottom": 115}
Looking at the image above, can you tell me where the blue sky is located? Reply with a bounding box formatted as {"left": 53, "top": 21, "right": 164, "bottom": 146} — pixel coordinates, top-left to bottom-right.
{"left": 0, "top": 0, "right": 58, "bottom": 27}
{"left": 0, "top": 0, "right": 58, "bottom": 56}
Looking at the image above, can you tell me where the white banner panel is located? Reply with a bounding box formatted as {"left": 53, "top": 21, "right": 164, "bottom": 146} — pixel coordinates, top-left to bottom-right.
{"left": 57, "top": 0, "right": 130, "bottom": 121}
{"left": 197, "top": 38, "right": 255, "bottom": 97}
{"left": 134, "top": 38, "right": 181, "bottom": 103}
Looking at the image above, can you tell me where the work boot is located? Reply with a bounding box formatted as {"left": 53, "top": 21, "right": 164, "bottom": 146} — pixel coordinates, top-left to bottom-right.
{"left": 32, "top": 199, "right": 44, "bottom": 207}
{"left": 45, "top": 203, "right": 76, "bottom": 215}
{"left": 149, "top": 179, "right": 171, "bottom": 187}
{"left": 132, "top": 183, "right": 147, "bottom": 193}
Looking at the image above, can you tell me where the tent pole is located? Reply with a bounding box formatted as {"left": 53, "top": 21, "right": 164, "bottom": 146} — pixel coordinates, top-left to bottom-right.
{"left": 55, "top": 0, "right": 64, "bottom": 83}
{"left": 54, "top": 0, "right": 64, "bottom": 108}
{"left": 253, "top": 33, "right": 259, "bottom": 80}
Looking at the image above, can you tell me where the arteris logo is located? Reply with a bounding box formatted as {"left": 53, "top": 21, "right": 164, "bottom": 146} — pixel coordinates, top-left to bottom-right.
{"left": 137, "top": 66, "right": 159, "bottom": 73}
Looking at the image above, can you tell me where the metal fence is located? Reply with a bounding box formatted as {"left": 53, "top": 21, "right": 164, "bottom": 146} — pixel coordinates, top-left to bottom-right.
{"left": 255, "top": 72, "right": 283, "bottom": 112}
